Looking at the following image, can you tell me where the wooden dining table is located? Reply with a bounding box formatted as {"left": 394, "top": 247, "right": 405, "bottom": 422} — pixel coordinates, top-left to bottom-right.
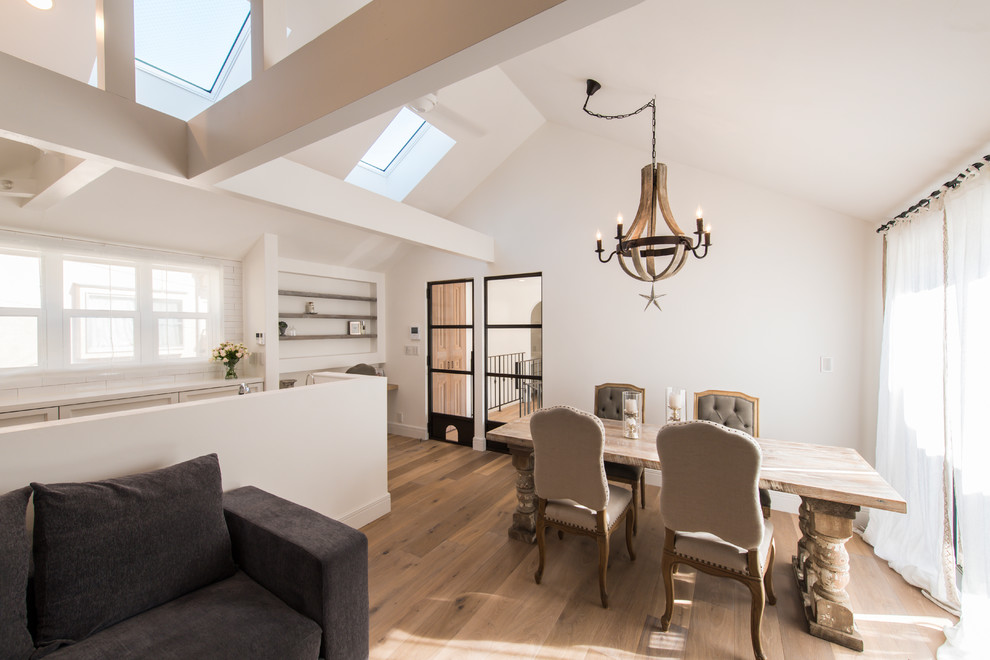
{"left": 486, "top": 413, "right": 906, "bottom": 653}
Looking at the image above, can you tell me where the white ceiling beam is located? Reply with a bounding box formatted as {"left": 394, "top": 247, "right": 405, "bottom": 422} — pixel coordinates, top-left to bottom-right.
{"left": 217, "top": 158, "right": 495, "bottom": 262}
{"left": 250, "top": 0, "right": 289, "bottom": 78}
{"left": 95, "top": 0, "right": 136, "bottom": 101}
{"left": 0, "top": 51, "right": 187, "bottom": 179}
{"left": 22, "top": 153, "right": 113, "bottom": 210}
{"left": 188, "top": 0, "right": 642, "bottom": 184}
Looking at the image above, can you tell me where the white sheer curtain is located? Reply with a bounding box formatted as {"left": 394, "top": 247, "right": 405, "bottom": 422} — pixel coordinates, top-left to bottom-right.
{"left": 864, "top": 169, "right": 990, "bottom": 658}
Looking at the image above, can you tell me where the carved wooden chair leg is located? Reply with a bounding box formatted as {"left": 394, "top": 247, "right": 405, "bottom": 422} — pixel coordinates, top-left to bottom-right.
{"left": 747, "top": 579, "right": 767, "bottom": 660}
{"left": 764, "top": 541, "right": 776, "bottom": 605}
{"left": 631, "top": 497, "right": 638, "bottom": 536}
{"left": 534, "top": 499, "right": 546, "bottom": 584}
{"left": 659, "top": 552, "right": 675, "bottom": 631}
{"left": 624, "top": 509, "right": 636, "bottom": 560}
{"left": 596, "top": 510, "right": 609, "bottom": 609}
{"left": 640, "top": 472, "right": 646, "bottom": 508}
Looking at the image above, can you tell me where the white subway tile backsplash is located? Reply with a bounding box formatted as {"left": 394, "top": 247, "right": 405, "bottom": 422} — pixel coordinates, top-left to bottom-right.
{"left": 0, "top": 389, "right": 18, "bottom": 404}
{"left": 19, "top": 384, "right": 66, "bottom": 400}
{"left": 142, "top": 376, "right": 176, "bottom": 386}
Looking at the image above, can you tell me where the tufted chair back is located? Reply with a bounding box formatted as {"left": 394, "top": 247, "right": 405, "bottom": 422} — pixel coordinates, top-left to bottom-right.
{"left": 593, "top": 383, "right": 646, "bottom": 421}
{"left": 695, "top": 390, "right": 759, "bottom": 436}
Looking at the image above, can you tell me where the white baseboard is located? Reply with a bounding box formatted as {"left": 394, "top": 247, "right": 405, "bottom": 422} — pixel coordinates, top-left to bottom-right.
{"left": 644, "top": 468, "right": 802, "bottom": 515}
{"left": 339, "top": 492, "right": 391, "bottom": 529}
{"left": 387, "top": 422, "right": 427, "bottom": 439}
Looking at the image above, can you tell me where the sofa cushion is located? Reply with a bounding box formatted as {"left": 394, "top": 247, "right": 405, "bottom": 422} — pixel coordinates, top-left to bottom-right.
{"left": 32, "top": 571, "right": 322, "bottom": 660}
{"left": 0, "top": 486, "right": 34, "bottom": 660}
{"left": 31, "top": 454, "right": 236, "bottom": 645}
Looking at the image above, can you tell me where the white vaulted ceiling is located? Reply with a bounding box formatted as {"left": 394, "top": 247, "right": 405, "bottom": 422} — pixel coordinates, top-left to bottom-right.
{"left": 1, "top": 0, "right": 989, "bottom": 265}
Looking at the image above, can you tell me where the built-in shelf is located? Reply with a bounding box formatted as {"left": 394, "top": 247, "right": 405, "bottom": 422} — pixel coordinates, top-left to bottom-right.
{"left": 278, "top": 289, "right": 377, "bottom": 302}
{"left": 279, "top": 313, "right": 377, "bottom": 320}
{"left": 280, "top": 334, "right": 379, "bottom": 341}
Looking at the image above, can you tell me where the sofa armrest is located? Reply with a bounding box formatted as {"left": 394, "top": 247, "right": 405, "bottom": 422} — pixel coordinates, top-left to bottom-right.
{"left": 223, "top": 486, "right": 368, "bottom": 660}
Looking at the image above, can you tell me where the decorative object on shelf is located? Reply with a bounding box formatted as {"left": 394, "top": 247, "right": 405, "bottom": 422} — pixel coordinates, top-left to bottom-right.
{"left": 286, "top": 326, "right": 297, "bottom": 337}
{"left": 306, "top": 301, "right": 317, "bottom": 314}
{"left": 278, "top": 321, "right": 288, "bottom": 336}
{"left": 622, "top": 389, "right": 642, "bottom": 439}
{"left": 279, "top": 379, "right": 296, "bottom": 389}
{"left": 665, "top": 386, "right": 685, "bottom": 422}
{"left": 348, "top": 321, "right": 362, "bottom": 336}
{"left": 585, "top": 79, "right": 711, "bottom": 309}
{"left": 211, "top": 341, "right": 250, "bottom": 380}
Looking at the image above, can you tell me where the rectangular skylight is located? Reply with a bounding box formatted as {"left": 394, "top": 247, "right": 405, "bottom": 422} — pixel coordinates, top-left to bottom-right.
{"left": 359, "top": 108, "right": 427, "bottom": 173}
{"left": 134, "top": 0, "right": 250, "bottom": 94}
{"left": 347, "top": 107, "right": 456, "bottom": 202}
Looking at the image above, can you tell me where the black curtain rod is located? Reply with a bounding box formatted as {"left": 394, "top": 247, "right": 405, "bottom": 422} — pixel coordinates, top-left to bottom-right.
{"left": 877, "top": 155, "right": 990, "bottom": 233}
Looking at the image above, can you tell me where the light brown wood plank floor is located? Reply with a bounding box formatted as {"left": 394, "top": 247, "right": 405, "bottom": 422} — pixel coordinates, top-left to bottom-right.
{"left": 362, "top": 435, "right": 955, "bottom": 659}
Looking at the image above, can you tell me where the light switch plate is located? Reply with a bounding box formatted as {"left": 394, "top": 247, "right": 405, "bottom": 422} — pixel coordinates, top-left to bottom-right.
{"left": 820, "top": 356, "right": 833, "bottom": 373}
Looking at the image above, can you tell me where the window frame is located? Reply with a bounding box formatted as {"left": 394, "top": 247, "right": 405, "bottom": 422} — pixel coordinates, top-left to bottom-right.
{"left": 0, "top": 234, "right": 225, "bottom": 376}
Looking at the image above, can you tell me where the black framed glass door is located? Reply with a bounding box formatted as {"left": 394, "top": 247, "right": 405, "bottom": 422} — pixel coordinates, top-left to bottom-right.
{"left": 485, "top": 273, "right": 542, "bottom": 453}
{"left": 427, "top": 278, "right": 474, "bottom": 446}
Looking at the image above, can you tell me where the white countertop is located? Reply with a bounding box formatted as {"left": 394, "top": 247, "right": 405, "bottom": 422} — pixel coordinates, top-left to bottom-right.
{"left": 0, "top": 377, "right": 264, "bottom": 415}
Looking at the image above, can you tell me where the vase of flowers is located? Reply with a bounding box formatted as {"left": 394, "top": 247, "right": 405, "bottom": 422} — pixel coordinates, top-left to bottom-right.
{"left": 212, "top": 341, "right": 250, "bottom": 380}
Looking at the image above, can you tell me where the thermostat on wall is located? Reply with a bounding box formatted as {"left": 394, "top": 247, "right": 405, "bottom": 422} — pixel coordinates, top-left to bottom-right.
{"left": 410, "top": 326, "right": 421, "bottom": 340}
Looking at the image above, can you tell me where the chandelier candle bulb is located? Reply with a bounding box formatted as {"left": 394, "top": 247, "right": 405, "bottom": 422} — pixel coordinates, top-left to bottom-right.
{"left": 616, "top": 214, "right": 624, "bottom": 240}
{"left": 596, "top": 230, "right": 603, "bottom": 252}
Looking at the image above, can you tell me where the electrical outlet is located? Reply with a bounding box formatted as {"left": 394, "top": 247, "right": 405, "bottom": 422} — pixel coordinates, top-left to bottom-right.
{"left": 397, "top": 412, "right": 404, "bottom": 423}
{"left": 820, "top": 356, "right": 833, "bottom": 373}
{"left": 404, "top": 345, "right": 419, "bottom": 356}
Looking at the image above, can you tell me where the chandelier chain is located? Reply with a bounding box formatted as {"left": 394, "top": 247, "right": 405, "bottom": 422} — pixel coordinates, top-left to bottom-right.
{"left": 583, "top": 95, "right": 657, "bottom": 164}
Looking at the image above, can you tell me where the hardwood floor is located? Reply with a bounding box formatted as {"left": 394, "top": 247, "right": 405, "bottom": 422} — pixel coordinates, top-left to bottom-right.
{"left": 363, "top": 435, "right": 954, "bottom": 659}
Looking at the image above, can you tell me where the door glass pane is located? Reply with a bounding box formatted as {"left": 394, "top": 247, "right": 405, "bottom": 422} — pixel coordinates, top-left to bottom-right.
{"left": 487, "top": 277, "right": 541, "bottom": 325}
{"left": 487, "top": 376, "right": 542, "bottom": 424}
{"left": 486, "top": 328, "right": 542, "bottom": 372}
{"left": 431, "top": 373, "right": 473, "bottom": 417}
{"left": 431, "top": 328, "right": 472, "bottom": 370}
{"left": 430, "top": 281, "right": 472, "bottom": 325}
{"left": 0, "top": 317, "right": 38, "bottom": 368}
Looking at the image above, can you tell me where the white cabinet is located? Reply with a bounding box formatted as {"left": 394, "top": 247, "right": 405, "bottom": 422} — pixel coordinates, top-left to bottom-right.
{"left": 59, "top": 393, "right": 179, "bottom": 418}
{"left": 0, "top": 407, "right": 58, "bottom": 428}
{"left": 178, "top": 381, "right": 262, "bottom": 402}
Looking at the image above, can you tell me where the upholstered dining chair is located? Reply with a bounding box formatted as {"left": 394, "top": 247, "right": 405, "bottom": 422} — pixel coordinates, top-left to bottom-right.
{"left": 345, "top": 363, "right": 378, "bottom": 375}
{"left": 531, "top": 406, "right": 636, "bottom": 609}
{"left": 694, "top": 389, "right": 771, "bottom": 518}
{"left": 594, "top": 383, "right": 647, "bottom": 514}
{"left": 656, "top": 420, "right": 776, "bottom": 660}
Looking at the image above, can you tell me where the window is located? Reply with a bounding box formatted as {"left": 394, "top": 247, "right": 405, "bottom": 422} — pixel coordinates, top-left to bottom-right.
{"left": 0, "top": 234, "right": 223, "bottom": 375}
{"left": 0, "top": 251, "right": 42, "bottom": 369}
{"left": 134, "top": 0, "right": 251, "bottom": 96}
{"left": 345, "top": 107, "right": 455, "bottom": 202}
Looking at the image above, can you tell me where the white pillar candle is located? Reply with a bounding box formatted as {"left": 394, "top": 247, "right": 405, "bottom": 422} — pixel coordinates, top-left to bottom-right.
{"left": 624, "top": 398, "right": 638, "bottom": 414}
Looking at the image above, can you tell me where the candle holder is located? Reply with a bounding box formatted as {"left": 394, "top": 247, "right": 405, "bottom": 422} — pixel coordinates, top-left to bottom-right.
{"left": 665, "top": 386, "right": 686, "bottom": 423}
{"left": 622, "top": 390, "right": 642, "bottom": 439}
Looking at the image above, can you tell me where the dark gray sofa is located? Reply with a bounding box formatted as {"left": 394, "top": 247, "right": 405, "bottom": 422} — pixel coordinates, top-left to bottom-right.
{"left": 0, "top": 454, "right": 369, "bottom": 660}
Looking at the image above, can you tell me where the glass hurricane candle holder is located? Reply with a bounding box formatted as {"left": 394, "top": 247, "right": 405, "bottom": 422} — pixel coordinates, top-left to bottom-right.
{"left": 622, "top": 390, "right": 642, "bottom": 439}
{"left": 666, "top": 386, "right": 686, "bottom": 423}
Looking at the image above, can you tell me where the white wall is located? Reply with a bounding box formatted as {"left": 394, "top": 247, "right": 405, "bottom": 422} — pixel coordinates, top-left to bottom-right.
{"left": 0, "top": 376, "right": 390, "bottom": 529}
{"left": 386, "top": 123, "right": 882, "bottom": 466}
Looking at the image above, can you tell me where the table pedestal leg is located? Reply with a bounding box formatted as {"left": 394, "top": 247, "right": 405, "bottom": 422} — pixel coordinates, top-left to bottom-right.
{"left": 792, "top": 496, "right": 863, "bottom": 651}
{"left": 508, "top": 445, "right": 536, "bottom": 543}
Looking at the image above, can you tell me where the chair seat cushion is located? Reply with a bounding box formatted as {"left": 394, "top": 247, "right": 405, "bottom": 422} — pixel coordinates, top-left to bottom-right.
{"left": 35, "top": 571, "right": 322, "bottom": 660}
{"left": 604, "top": 461, "right": 643, "bottom": 482}
{"left": 673, "top": 519, "right": 774, "bottom": 574}
{"left": 545, "top": 485, "right": 632, "bottom": 532}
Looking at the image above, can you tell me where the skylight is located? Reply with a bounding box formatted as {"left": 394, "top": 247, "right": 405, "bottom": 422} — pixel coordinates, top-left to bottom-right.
{"left": 359, "top": 109, "right": 426, "bottom": 173}
{"left": 134, "top": 0, "right": 250, "bottom": 95}
{"left": 346, "top": 107, "right": 456, "bottom": 202}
